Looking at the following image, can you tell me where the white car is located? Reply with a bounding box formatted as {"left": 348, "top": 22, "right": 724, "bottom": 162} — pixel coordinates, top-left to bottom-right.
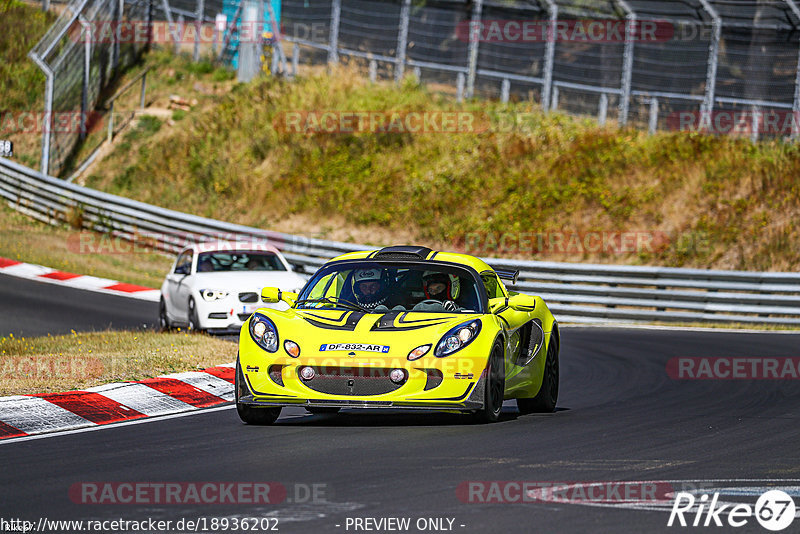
{"left": 159, "top": 242, "right": 308, "bottom": 332}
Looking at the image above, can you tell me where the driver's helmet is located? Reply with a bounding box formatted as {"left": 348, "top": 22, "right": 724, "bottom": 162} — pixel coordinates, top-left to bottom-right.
{"left": 422, "top": 271, "right": 460, "bottom": 301}
{"left": 351, "top": 268, "right": 388, "bottom": 309}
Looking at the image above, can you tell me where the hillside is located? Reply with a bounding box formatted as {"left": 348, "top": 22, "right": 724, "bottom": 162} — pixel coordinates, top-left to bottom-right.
{"left": 81, "top": 59, "right": 800, "bottom": 271}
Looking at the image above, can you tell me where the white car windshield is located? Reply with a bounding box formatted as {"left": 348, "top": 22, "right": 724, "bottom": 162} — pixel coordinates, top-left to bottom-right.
{"left": 296, "top": 262, "right": 484, "bottom": 313}
{"left": 196, "top": 251, "right": 286, "bottom": 272}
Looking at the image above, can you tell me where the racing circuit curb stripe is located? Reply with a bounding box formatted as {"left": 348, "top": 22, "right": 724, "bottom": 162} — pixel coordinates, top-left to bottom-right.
{"left": 0, "top": 256, "right": 160, "bottom": 302}
{"left": 0, "top": 367, "right": 235, "bottom": 441}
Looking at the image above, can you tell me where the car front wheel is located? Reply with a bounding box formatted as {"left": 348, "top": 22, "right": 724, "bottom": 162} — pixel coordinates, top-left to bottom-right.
{"left": 235, "top": 358, "right": 281, "bottom": 425}
{"left": 472, "top": 342, "right": 505, "bottom": 424}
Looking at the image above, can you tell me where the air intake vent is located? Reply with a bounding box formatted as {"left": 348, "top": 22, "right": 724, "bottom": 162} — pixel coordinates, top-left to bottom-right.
{"left": 374, "top": 245, "right": 433, "bottom": 260}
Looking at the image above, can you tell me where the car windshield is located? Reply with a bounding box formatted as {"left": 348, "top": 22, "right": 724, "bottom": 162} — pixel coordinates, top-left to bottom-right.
{"left": 195, "top": 251, "right": 286, "bottom": 272}
{"left": 297, "top": 261, "right": 484, "bottom": 313}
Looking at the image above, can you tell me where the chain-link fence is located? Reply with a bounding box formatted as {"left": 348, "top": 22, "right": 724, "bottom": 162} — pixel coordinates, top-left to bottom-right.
{"left": 281, "top": 0, "right": 800, "bottom": 138}
{"left": 28, "top": 0, "right": 800, "bottom": 175}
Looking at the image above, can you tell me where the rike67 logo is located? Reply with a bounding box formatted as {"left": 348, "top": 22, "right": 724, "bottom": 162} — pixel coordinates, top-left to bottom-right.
{"left": 668, "top": 490, "right": 796, "bottom": 531}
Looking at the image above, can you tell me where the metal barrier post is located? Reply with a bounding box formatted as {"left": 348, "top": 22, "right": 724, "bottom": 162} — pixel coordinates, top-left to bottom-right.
{"left": 107, "top": 101, "right": 115, "bottom": 143}
{"left": 751, "top": 106, "right": 760, "bottom": 143}
{"left": 551, "top": 86, "right": 559, "bottom": 110}
{"left": 648, "top": 97, "right": 658, "bottom": 134}
{"left": 786, "top": 0, "right": 800, "bottom": 140}
{"left": 369, "top": 59, "right": 377, "bottom": 82}
{"left": 265, "top": 0, "right": 288, "bottom": 75}
{"left": 541, "top": 0, "right": 557, "bottom": 112}
{"left": 140, "top": 71, "right": 147, "bottom": 109}
{"left": 81, "top": 17, "right": 91, "bottom": 140}
{"left": 328, "top": 0, "right": 341, "bottom": 64}
{"left": 617, "top": 0, "right": 635, "bottom": 126}
{"left": 501, "top": 78, "right": 510, "bottom": 103}
{"left": 598, "top": 93, "right": 608, "bottom": 126}
{"left": 28, "top": 53, "right": 53, "bottom": 176}
{"left": 465, "top": 0, "right": 483, "bottom": 99}
{"left": 161, "top": 0, "right": 181, "bottom": 52}
{"left": 456, "top": 72, "right": 465, "bottom": 102}
{"left": 292, "top": 43, "right": 300, "bottom": 76}
{"left": 395, "top": 0, "right": 411, "bottom": 83}
{"left": 193, "top": 0, "right": 204, "bottom": 62}
{"left": 699, "top": 0, "right": 721, "bottom": 117}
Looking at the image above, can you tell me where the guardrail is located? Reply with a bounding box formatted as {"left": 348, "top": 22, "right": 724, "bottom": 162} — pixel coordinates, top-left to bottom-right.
{"left": 2, "top": 157, "right": 799, "bottom": 326}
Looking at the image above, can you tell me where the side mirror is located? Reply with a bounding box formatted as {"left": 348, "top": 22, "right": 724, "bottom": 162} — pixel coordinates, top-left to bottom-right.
{"left": 508, "top": 294, "right": 536, "bottom": 312}
{"left": 261, "top": 287, "right": 281, "bottom": 303}
{"left": 261, "top": 287, "right": 298, "bottom": 307}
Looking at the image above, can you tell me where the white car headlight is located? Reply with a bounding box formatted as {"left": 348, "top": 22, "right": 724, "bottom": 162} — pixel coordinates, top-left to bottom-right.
{"left": 200, "top": 289, "right": 229, "bottom": 301}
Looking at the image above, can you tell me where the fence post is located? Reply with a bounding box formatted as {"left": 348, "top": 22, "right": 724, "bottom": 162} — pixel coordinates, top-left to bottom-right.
{"left": 113, "top": 0, "right": 123, "bottom": 70}
{"left": 465, "top": 0, "right": 483, "bottom": 99}
{"left": 617, "top": 0, "right": 635, "bottom": 126}
{"left": 140, "top": 71, "right": 147, "bottom": 109}
{"left": 648, "top": 97, "right": 658, "bottom": 134}
{"left": 750, "top": 106, "right": 760, "bottom": 143}
{"left": 42, "top": 0, "right": 49, "bottom": 11}
{"left": 501, "top": 78, "right": 510, "bottom": 103}
{"left": 292, "top": 43, "right": 300, "bottom": 76}
{"left": 265, "top": 0, "right": 288, "bottom": 75}
{"left": 786, "top": 0, "right": 800, "bottom": 140}
{"left": 81, "top": 17, "right": 91, "bottom": 141}
{"left": 698, "top": 0, "right": 721, "bottom": 118}
{"left": 193, "top": 0, "right": 204, "bottom": 62}
{"left": 551, "top": 86, "right": 559, "bottom": 110}
{"left": 29, "top": 53, "right": 53, "bottom": 176}
{"left": 542, "top": 0, "right": 557, "bottom": 112}
{"left": 107, "top": 101, "right": 115, "bottom": 143}
{"left": 395, "top": 0, "right": 411, "bottom": 83}
{"left": 369, "top": 59, "right": 377, "bottom": 82}
{"left": 598, "top": 93, "right": 608, "bottom": 126}
{"left": 176, "top": 14, "right": 184, "bottom": 54}
{"left": 161, "top": 0, "right": 181, "bottom": 52}
{"left": 456, "top": 71, "right": 465, "bottom": 102}
{"left": 328, "top": 0, "right": 341, "bottom": 64}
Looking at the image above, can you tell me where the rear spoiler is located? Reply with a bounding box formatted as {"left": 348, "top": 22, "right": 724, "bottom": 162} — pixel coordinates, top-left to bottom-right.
{"left": 494, "top": 269, "right": 519, "bottom": 285}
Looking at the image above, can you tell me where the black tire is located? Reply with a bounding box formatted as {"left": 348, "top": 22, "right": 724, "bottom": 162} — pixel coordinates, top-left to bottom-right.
{"left": 159, "top": 297, "right": 171, "bottom": 331}
{"left": 517, "top": 328, "right": 559, "bottom": 414}
{"left": 473, "top": 342, "right": 505, "bottom": 424}
{"left": 187, "top": 297, "right": 202, "bottom": 332}
{"left": 235, "top": 358, "right": 281, "bottom": 425}
{"left": 305, "top": 407, "right": 341, "bottom": 415}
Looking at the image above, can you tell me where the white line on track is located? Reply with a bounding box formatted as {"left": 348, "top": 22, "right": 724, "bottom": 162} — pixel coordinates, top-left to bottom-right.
{"left": 561, "top": 323, "right": 800, "bottom": 334}
{"left": 0, "top": 404, "right": 235, "bottom": 446}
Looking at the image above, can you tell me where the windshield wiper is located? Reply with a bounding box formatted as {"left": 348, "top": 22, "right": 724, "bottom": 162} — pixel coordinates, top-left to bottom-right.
{"left": 294, "top": 296, "right": 370, "bottom": 313}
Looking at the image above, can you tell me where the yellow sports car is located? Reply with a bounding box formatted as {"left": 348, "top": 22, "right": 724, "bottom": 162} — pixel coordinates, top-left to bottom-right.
{"left": 235, "top": 246, "right": 559, "bottom": 424}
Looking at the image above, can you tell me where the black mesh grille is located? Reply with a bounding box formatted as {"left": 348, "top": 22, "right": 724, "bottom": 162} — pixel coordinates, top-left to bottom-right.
{"left": 373, "top": 252, "right": 423, "bottom": 260}
{"left": 239, "top": 292, "right": 258, "bottom": 303}
{"left": 300, "top": 367, "right": 404, "bottom": 396}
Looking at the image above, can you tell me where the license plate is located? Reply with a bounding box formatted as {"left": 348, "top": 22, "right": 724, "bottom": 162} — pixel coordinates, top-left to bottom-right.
{"left": 319, "top": 343, "right": 390, "bottom": 353}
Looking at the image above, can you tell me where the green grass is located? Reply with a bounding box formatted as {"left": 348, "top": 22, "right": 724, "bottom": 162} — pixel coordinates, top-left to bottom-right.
{"left": 0, "top": 203, "right": 172, "bottom": 288}
{"left": 0, "top": 0, "right": 57, "bottom": 165}
{"left": 82, "top": 62, "right": 800, "bottom": 271}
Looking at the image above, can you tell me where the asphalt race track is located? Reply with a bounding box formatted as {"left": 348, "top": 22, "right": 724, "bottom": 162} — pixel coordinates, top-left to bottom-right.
{"left": 0, "top": 273, "right": 157, "bottom": 336}
{"left": 2, "top": 276, "right": 800, "bottom": 533}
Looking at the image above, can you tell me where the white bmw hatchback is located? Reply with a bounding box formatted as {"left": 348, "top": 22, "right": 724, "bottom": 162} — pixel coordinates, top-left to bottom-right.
{"left": 159, "top": 242, "right": 307, "bottom": 333}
